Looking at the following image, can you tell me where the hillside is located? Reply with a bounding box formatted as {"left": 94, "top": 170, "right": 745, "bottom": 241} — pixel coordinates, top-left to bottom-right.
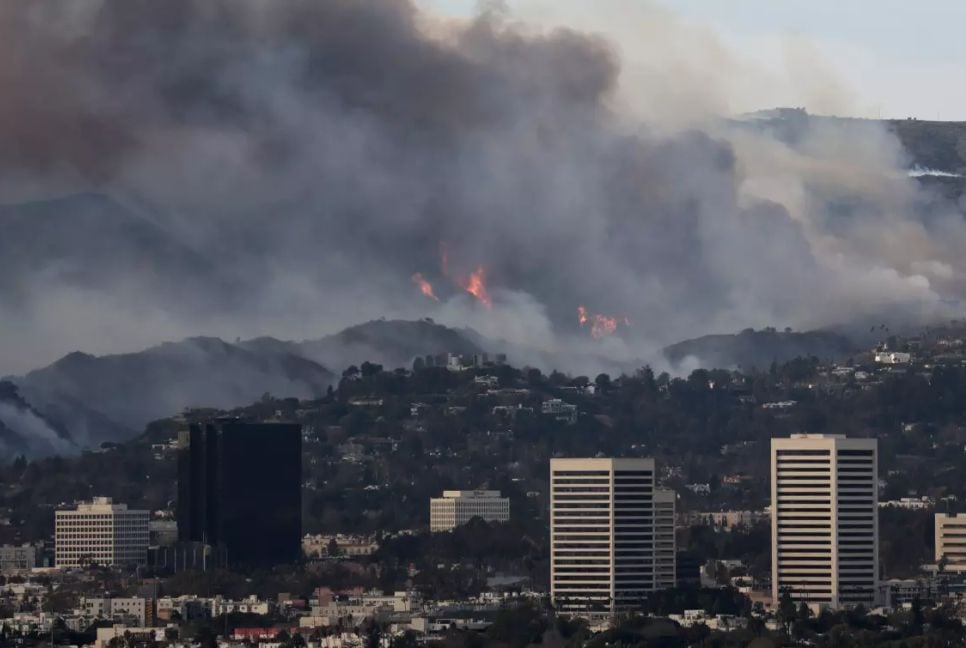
{"left": 10, "top": 337, "right": 335, "bottom": 454}
{"left": 739, "top": 108, "right": 966, "bottom": 200}
{"left": 888, "top": 118, "right": 966, "bottom": 174}
{"left": 0, "top": 381, "right": 75, "bottom": 458}
{"left": 294, "top": 318, "right": 483, "bottom": 371}
{"left": 5, "top": 320, "right": 488, "bottom": 457}
{"left": 663, "top": 328, "right": 857, "bottom": 370}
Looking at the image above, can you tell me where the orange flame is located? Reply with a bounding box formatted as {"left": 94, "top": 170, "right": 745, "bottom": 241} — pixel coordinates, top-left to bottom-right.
{"left": 411, "top": 273, "right": 438, "bottom": 301}
{"left": 460, "top": 265, "right": 492, "bottom": 308}
{"left": 436, "top": 241, "right": 492, "bottom": 307}
{"left": 578, "top": 306, "right": 630, "bottom": 339}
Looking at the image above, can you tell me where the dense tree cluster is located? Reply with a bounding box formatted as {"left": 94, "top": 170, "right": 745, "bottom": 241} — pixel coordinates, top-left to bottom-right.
{"left": 1, "top": 354, "right": 965, "bottom": 582}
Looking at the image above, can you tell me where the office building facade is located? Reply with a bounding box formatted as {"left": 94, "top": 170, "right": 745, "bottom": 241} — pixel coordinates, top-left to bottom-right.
{"left": 935, "top": 513, "right": 966, "bottom": 573}
{"left": 0, "top": 543, "right": 40, "bottom": 575}
{"left": 55, "top": 498, "right": 149, "bottom": 568}
{"left": 177, "top": 420, "right": 302, "bottom": 566}
{"left": 550, "top": 458, "right": 656, "bottom": 617}
{"left": 771, "top": 434, "right": 879, "bottom": 609}
{"left": 654, "top": 489, "right": 677, "bottom": 589}
{"left": 429, "top": 490, "right": 510, "bottom": 532}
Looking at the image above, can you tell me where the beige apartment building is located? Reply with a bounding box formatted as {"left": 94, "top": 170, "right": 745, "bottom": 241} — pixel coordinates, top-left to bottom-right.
{"left": 935, "top": 513, "right": 966, "bottom": 573}
{"left": 550, "top": 457, "right": 657, "bottom": 617}
{"left": 55, "top": 497, "right": 150, "bottom": 568}
{"left": 771, "top": 434, "right": 878, "bottom": 609}
{"left": 0, "top": 543, "right": 40, "bottom": 575}
{"left": 654, "top": 489, "right": 677, "bottom": 589}
{"left": 429, "top": 490, "right": 510, "bottom": 532}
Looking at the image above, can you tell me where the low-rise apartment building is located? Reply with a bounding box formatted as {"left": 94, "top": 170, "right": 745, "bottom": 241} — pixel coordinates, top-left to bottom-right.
{"left": 430, "top": 491, "right": 510, "bottom": 532}
{"left": 935, "top": 513, "right": 966, "bottom": 573}
{"left": 55, "top": 497, "right": 149, "bottom": 568}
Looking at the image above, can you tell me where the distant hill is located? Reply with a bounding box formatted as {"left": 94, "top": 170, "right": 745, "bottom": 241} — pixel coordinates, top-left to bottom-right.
{"left": 10, "top": 337, "right": 335, "bottom": 454}
{"left": 738, "top": 108, "right": 966, "bottom": 200}
{"left": 6, "top": 319, "right": 488, "bottom": 457}
{"left": 888, "top": 119, "right": 966, "bottom": 201}
{"left": 663, "top": 328, "right": 857, "bottom": 370}
{"left": 888, "top": 119, "right": 966, "bottom": 175}
{"left": 293, "top": 318, "right": 483, "bottom": 371}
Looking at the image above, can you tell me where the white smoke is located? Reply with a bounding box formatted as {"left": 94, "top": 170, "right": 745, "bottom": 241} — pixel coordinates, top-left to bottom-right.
{"left": 0, "top": 402, "right": 75, "bottom": 457}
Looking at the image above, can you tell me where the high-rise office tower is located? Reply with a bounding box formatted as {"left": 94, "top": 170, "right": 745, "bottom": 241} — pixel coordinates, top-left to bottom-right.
{"left": 550, "top": 458, "right": 656, "bottom": 617}
{"left": 771, "top": 434, "right": 878, "bottom": 609}
{"left": 177, "top": 420, "right": 302, "bottom": 566}
{"left": 654, "top": 488, "right": 677, "bottom": 589}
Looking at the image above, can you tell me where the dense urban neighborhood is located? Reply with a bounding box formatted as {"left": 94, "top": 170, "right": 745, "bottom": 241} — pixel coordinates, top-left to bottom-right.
{"left": 1, "top": 323, "right": 966, "bottom": 645}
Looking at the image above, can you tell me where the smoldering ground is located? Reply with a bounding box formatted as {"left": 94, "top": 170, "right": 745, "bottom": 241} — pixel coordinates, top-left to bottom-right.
{"left": 0, "top": 0, "right": 962, "bottom": 376}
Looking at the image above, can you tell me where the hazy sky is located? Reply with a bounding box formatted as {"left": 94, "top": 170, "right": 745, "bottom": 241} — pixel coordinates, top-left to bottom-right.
{"left": 420, "top": 0, "right": 966, "bottom": 120}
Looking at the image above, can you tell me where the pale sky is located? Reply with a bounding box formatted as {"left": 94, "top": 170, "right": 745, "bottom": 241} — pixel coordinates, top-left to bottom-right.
{"left": 418, "top": 0, "right": 966, "bottom": 120}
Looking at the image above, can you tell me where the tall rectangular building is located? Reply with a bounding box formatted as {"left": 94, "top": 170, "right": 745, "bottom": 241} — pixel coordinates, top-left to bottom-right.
{"left": 935, "top": 513, "right": 966, "bottom": 573}
{"left": 430, "top": 490, "right": 510, "bottom": 532}
{"left": 550, "top": 458, "right": 655, "bottom": 617}
{"left": 177, "top": 420, "right": 302, "bottom": 566}
{"left": 771, "top": 434, "right": 878, "bottom": 609}
{"left": 55, "top": 498, "right": 149, "bottom": 568}
{"left": 654, "top": 489, "right": 677, "bottom": 589}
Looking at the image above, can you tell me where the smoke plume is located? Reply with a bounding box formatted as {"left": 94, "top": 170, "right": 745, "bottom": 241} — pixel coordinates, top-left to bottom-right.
{"left": 0, "top": 0, "right": 962, "bottom": 376}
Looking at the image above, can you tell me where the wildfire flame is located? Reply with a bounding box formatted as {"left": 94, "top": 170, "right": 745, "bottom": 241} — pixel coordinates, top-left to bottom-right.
{"left": 578, "top": 305, "right": 630, "bottom": 339}
{"left": 459, "top": 265, "right": 492, "bottom": 308}
{"left": 411, "top": 242, "right": 493, "bottom": 307}
{"left": 411, "top": 273, "right": 438, "bottom": 301}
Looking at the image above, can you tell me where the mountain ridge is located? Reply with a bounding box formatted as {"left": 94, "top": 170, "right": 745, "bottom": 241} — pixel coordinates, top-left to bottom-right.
{"left": 5, "top": 319, "right": 488, "bottom": 457}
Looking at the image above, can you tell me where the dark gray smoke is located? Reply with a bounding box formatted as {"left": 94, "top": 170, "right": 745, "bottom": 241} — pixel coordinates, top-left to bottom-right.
{"left": 0, "top": 0, "right": 962, "bottom": 375}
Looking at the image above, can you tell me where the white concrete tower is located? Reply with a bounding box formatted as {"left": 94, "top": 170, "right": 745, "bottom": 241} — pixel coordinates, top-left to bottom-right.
{"left": 771, "top": 434, "right": 878, "bottom": 609}
{"left": 550, "top": 457, "right": 656, "bottom": 618}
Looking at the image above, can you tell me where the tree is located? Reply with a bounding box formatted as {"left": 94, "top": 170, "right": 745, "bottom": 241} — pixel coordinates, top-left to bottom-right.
{"left": 390, "top": 631, "right": 420, "bottom": 648}
{"left": 792, "top": 601, "right": 812, "bottom": 639}
{"left": 194, "top": 625, "right": 217, "bottom": 648}
{"left": 50, "top": 617, "right": 68, "bottom": 644}
{"left": 327, "top": 538, "right": 341, "bottom": 557}
{"left": 486, "top": 603, "right": 548, "bottom": 648}
{"left": 777, "top": 589, "right": 796, "bottom": 631}
{"left": 594, "top": 373, "right": 611, "bottom": 392}
{"left": 363, "top": 621, "right": 382, "bottom": 648}
{"left": 343, "top": 365, "right": 360, "bottom": 379}
{"left": 11, "top": 455, "right": 27, "bottom": 476}
{"left": 908, "top": 596, "right": 924, "bottom": 636}
{"left": 796, "top": 601, "right": 811, "bottom": 624}
{"left": 361, "top": 361, "right": 383, "bottom": 378}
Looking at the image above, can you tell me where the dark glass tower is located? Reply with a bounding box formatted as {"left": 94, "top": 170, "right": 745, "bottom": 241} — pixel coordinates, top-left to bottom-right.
{"left": 177, "top": 420, "right": 302, "bottom": 566}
